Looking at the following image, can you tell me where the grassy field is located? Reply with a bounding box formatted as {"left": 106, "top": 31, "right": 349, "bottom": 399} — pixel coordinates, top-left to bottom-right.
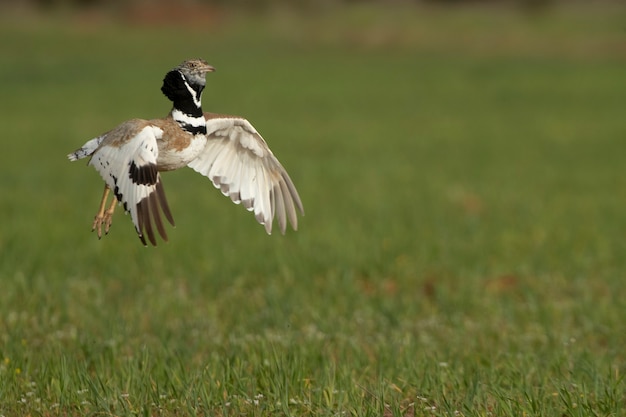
{"left": 1, "top": 4, "right": 625, "bottom": 416}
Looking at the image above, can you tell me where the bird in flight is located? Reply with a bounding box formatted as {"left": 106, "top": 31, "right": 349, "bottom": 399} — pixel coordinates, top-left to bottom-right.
{"left": 68, "top": 59, "right": 303, "bottom": 246}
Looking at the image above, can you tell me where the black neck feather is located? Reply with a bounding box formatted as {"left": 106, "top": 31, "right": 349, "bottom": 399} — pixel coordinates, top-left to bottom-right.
{"left": 161, "top": 70, "right": 204, "bottom": 117}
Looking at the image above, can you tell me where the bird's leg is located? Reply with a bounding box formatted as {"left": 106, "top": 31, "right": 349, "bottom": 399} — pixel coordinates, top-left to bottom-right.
{"left": 92, "top": 184, "right": 111, "bottom": 238}
{"left": 102, "top": 194, "right": 117, "bottom": 235}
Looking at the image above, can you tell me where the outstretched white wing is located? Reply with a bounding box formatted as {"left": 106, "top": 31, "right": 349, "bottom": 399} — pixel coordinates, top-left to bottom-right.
{"left": 74, "top": 120, "right": 175, "bottom": 245}
{"left": 188, "top": 113, "right": 304, "bottom": 234}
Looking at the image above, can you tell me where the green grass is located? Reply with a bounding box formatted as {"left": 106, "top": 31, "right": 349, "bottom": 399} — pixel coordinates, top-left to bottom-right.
{"left": 1, "top": 4, "right": 626, "bottom": 416}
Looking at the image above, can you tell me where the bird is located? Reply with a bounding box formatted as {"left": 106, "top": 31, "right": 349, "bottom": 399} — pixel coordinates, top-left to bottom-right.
{"left": 67, "top": 59, "right": 304, "bottom": 246}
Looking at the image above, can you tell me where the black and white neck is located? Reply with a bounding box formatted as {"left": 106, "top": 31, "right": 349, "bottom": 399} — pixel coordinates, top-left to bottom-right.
{"left": 161, "top": 68, "right": 208, "bottom": 135}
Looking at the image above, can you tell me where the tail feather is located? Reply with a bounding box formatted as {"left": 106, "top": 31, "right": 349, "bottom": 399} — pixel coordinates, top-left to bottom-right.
{"left": 67, "top": 135, "right": 105, "bottom": 161}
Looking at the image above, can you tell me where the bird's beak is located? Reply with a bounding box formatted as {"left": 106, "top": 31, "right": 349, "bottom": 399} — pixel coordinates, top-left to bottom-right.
{"left": 203, "top": 64, "right": 216, "bottom": 73}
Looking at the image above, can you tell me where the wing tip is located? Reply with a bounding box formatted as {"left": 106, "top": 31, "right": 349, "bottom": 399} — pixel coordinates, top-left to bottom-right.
{"left": 134, "top": 182, "right": 175, "bottom": 247}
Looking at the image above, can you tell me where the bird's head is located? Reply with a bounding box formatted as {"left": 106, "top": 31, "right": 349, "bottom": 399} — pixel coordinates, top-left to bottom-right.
{"left": 176, "top": 59, "right": 215, "bottom": 87}
{"left": 161, "top": 59, "right": 215, "bottom": 105}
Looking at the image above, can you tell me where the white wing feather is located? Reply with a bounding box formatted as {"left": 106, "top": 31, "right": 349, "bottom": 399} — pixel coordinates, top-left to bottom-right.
{"left": 188, "top": 114, "right": 304, "bottom": 234}
{"left": 84, "top": 123, "right": 174, "bottom": 245}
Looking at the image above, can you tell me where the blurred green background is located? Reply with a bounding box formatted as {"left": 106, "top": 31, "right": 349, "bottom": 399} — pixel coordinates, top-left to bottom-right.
{"left": 0, "top": 1, "right": 625, "bottom": 415}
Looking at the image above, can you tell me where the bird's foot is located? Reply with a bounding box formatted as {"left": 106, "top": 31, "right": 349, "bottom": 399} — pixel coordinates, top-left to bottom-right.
{"left": 92, "top": 188, "right": 117, "bottom": 239}
{"left": 92, "top": 208, "right": 114, "bottom": 238}
{"left": 92, "top": 214, "right": 107, "bottom": 239}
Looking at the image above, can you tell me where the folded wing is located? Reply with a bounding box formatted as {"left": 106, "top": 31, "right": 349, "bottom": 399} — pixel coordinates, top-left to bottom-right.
{"left": 188, "top": 113, "right": 304, "bottom": 234}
